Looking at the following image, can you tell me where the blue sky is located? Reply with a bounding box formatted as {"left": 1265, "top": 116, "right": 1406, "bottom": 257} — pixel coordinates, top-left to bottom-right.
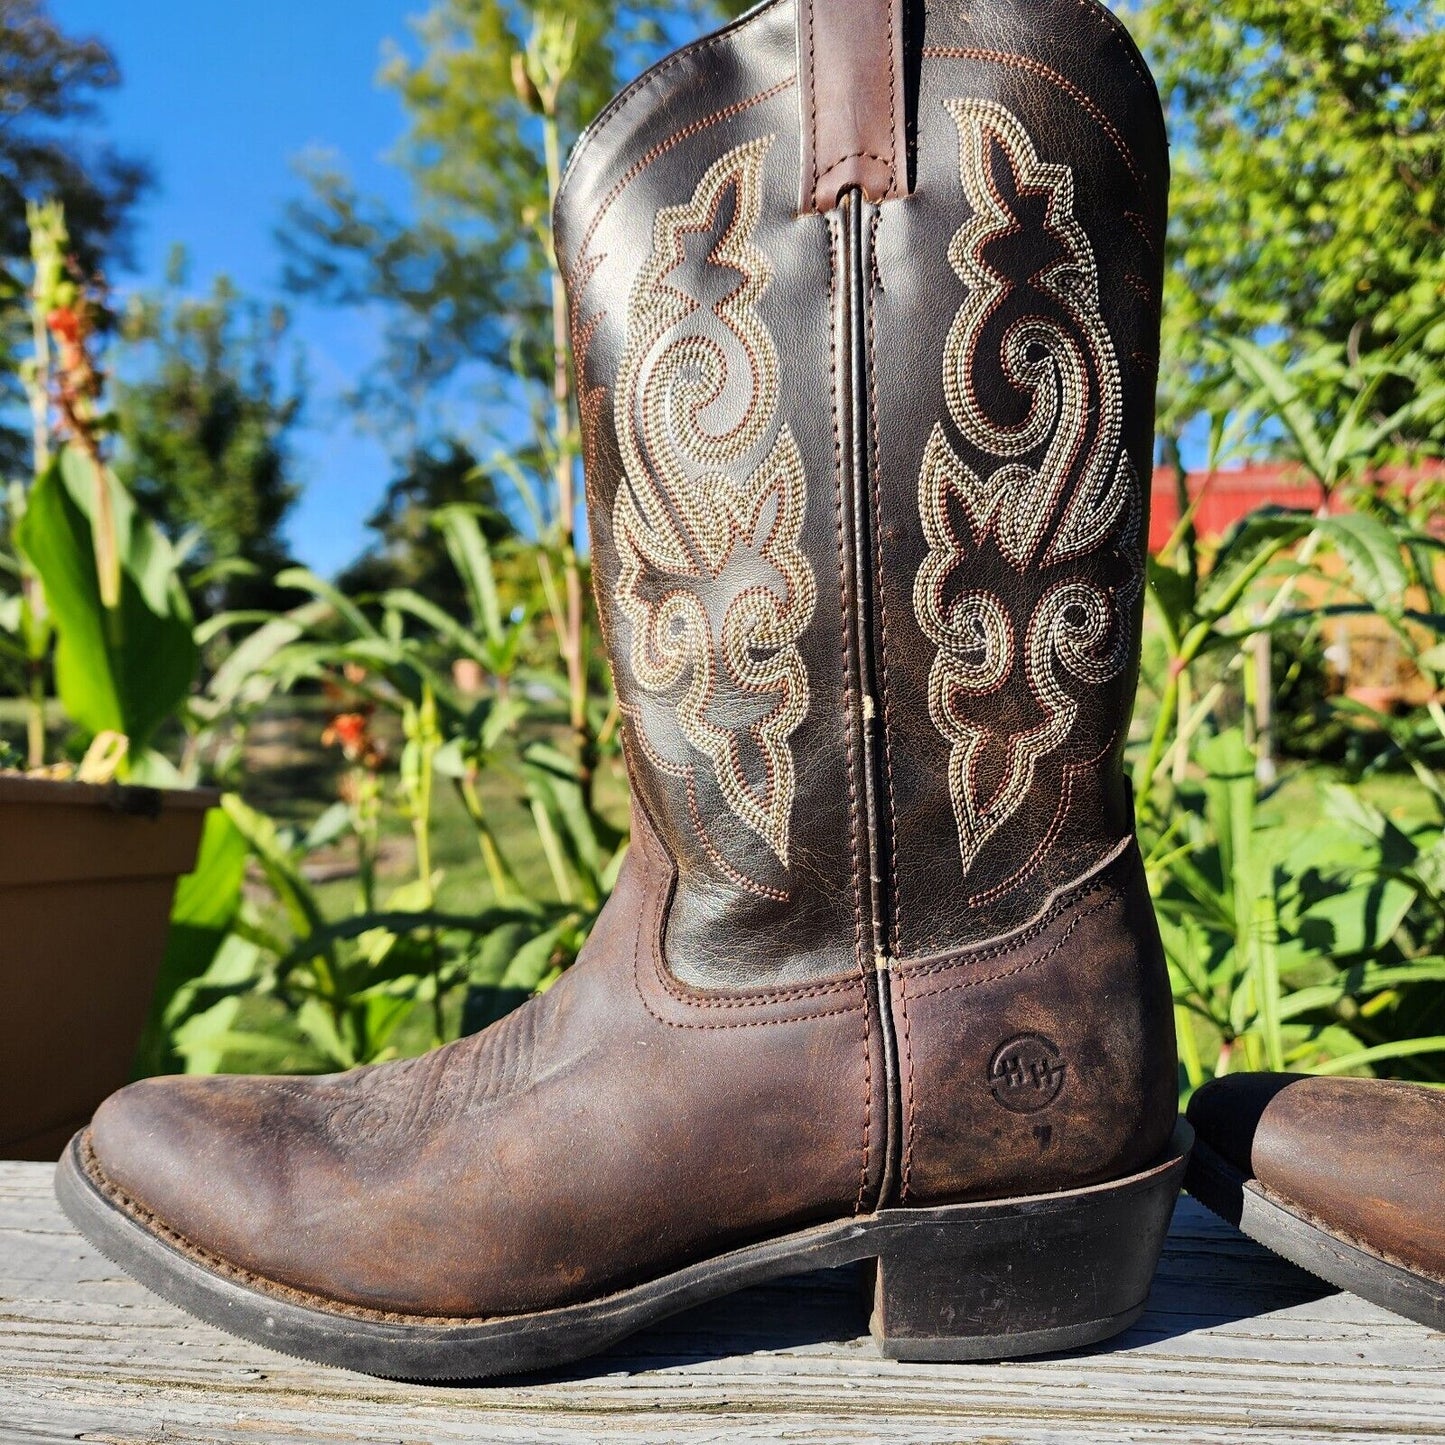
{"left": 52, "top": 0, "right": 423, "bottom": 576}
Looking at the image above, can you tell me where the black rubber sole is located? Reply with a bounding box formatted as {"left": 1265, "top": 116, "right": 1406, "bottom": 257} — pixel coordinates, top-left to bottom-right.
{"left": 1186, "top": 1133, "right": 1445, "bottom": 1332}
{"left": 56, "top": 1123, "right": 1191, "bottom": 1380}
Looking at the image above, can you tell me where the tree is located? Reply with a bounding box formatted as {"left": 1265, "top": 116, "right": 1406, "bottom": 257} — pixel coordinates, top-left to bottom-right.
{"left": 280, "top": 1, "right": 750, "bottom": 453}
{"left": 0, "top": 0, "right": 149, "bottom": 270}
{"left": 338, "top": 439, "right": 516, "bottom": 616}
{"left": 112, "top": 255, "right": 305, "bottom": 613}
{"left": 1123, "top": 0, "right": 1445, "bottom": 442}
{"left": 281, "top": 1, "right": 753, "bottom": 808}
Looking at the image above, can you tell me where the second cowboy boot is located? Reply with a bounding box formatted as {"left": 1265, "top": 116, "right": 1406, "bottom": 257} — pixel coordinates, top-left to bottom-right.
{"left": 57, "top": 0, "right": 1189, "bottom": 1377}
{"left": 1187, "top": 1074, "right": 1445, "bottom": 1329}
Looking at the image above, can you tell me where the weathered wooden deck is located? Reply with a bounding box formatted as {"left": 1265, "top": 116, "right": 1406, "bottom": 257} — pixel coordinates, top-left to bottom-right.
{"left": 2, "top": 1162, "right": 1442, "bottom": 1444}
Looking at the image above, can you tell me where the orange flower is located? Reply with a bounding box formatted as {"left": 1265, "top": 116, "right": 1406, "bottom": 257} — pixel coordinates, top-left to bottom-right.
{"left": 323, "top": 708, "right": 386, "bottom": 771}
{"left": 46, "top": 306, "right": 84, "bottom": 345}
{"left": 323, "top": 712, "right": 369, "bottom": 753}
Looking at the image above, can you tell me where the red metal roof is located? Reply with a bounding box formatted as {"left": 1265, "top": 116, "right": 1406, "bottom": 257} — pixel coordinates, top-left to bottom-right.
{"left": 1147, "top": 462, "right": 1445, "bottom": 551}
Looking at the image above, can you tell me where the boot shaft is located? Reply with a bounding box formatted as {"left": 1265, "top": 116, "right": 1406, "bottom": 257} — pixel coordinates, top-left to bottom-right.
{"left": 555, "top": 0, "right": 1168, "bottom": 985}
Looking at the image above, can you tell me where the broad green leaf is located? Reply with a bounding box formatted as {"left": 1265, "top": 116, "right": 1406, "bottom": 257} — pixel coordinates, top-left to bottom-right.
{"left": 1296, "top": 878, "right": 1417, "bottom": 958}
{"left": 133, "top": 805, "right": 250, "bottom": 1073}
{"left": 296, "top": 996, "right": 356, "bottom": 1069}
{"left": 1315, "top": 513, "right": 1409, "bottom": 617}
{"left": 436, "top": 505, "right": 505, "bottom": 646}
{"left": 17, "top": 446, "right": 197, "bottom": 756}
{"left": 167, "top": 939, "right": 265, "bottom": 1074}
{"left": 172, "top": 1005, "right": 297, "bottom": 1072}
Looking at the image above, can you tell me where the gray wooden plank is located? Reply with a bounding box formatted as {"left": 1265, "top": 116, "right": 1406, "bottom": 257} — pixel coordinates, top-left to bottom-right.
{"left": 1, "top": 1161, "right": 1442, "bottom": 1444}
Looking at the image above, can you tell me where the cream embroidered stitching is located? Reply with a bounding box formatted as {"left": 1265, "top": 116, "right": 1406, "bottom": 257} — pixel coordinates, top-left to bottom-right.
{"left": 915, "top": 99, "right": 1140, "bottom": 881}
{"left": 613, "top": 137, "right": 817, "bottom": 877}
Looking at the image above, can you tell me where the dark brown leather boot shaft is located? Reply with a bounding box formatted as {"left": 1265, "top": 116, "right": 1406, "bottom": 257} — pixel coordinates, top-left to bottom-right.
{"left": 555, "top": 0, "right": 1169, "bottom": 977}
{"left": 59, "top": 0, "right": 1188, "bottom": 1378}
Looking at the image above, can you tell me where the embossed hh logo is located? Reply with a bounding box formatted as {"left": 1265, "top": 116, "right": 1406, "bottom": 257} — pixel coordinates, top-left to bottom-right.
{"left": 988, "top": 1033, "right": 1067, "bottom": 1114}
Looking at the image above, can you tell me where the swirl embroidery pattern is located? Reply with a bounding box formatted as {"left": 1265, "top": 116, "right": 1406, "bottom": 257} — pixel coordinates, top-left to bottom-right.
{"left": 915, "top": 99, "right": 1140, "bottom": 879}
{"left": 613, "top": 136, "right": 816, "bottom": 881}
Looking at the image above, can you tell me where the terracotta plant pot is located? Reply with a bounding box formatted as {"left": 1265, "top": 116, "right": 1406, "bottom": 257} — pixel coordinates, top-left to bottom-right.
{"left": 0, "top": 776, "right": 217, "bottom": 1160}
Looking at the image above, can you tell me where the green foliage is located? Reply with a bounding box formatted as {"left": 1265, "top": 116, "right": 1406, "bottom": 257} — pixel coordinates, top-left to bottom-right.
{"left": 280, "top": 0, "right": 750, "bottom": 445}
{"left": 113, "top": 257, "right": 305, "bottom": 612}
{"left": 1124, "top": 0, "right": 1445, "bottom": 437}
{"left": 1150, "top": 730, "right": 1445, "bottom": 1089}
{"left": 1139, "top": 330, "right": 1445, "bottom": 1092}
{"left": 337, "top": 440, "right": 517, "bottom": 615}
{"left": 15, "top": 445, "right": 197, "bottom": 771}
{"left": 1223, "top": 327, "right": 1445, "bottom": 499}
{"left": 135, "top": 806, "right": 257, "bottom": 1076}
{"left": 164, "top": 500, "right": 625, "bottom": 1070}
{"left": 187, "top": 790, "right": 551, "bottom": 1072}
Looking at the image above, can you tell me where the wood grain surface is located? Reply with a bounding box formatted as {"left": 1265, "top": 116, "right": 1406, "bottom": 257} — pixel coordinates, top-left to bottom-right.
{"left": 2, "top": 1162, "right": 1442, "bottom": 1444}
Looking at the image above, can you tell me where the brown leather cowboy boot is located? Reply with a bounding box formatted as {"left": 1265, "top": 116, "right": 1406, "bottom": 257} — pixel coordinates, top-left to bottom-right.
{"left": 56, "top": 0, "right": 1189, "bottom": 1377}
{"left": 1187, "top": 1074, "right": 1445, "bottom": 1329}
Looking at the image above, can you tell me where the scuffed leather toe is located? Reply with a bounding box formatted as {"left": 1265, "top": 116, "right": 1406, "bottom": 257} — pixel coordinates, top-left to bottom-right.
{"left": 1190, "top": 1073, "right": 1445, "bottom": 1281}
{"left": 83, "top": 1065, "right": 481, "bottom": 1314}
{"left": 87, "top": 1072, "right": 324, "bottom": 1290}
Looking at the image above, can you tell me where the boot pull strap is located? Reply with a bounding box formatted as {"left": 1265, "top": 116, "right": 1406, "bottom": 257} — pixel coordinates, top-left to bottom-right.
{"left": 798, "top": 0, "right": 910, "bottom": 213}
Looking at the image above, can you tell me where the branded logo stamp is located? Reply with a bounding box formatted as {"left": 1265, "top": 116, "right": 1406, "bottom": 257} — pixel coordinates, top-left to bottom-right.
{"left": 988, "top": 1033, "right": 1067, "bottom": 1113}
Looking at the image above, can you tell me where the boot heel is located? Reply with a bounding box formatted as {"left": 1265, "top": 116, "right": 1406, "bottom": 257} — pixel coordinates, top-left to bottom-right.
{"left": 867, "top": 1120, "right": 1191, "bottom": 1362}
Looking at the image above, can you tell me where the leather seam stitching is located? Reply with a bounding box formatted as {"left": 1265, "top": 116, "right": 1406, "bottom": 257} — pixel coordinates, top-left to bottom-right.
{"left": 806, "top": 0, "right": 818, "bottom": 200}
{"left": 902, "top": 891, "right": 1120, "bottom": 1000}
{"left": 865, "top": 208, "right": 901, "bottom": 959}
{"left": 638, "top": 841, "right": 865, "bottom": 1017}
{"left": 815, "top": 149, "right": 895, "bottom": 181}
{"left": 1070, "top": 0, "right": 1156, "bottom": 93}
{"left": 856, "top": 972, "right": 873, "bottom": 1215}
{"left": 909, "top": 827, "right": 1133, "bottom": 961}
{"left": 898, "top": 969, "right": 915, "bottom": 1204}
{"left": 574, "top": 78, "right": 796, "bottom": 265}
{"left": 555, "top": 3, "right": 781, "bottom": 217}
{"left": 900, "top": 848, "right": 1136, "bottom": 974}
{"left": 626, "top": 762, "right": 860, "bottom": 1012}
{"left": 636, "top": 906, "right": 866, "bottom": 1025}
{"left": 920, "top": 46, "right": 1155, "bottom": 247}
{"left": 79, "top": 1138, "right": 493, "bottom": 1325}
{"left": 832, "top": 210, "right": 872, "bottom": 1215}
{"left": 830, "top": 212, "right": 867, "bottom": 986}
{"left": 886, "top": 0, "right": 899, "bottom": 194}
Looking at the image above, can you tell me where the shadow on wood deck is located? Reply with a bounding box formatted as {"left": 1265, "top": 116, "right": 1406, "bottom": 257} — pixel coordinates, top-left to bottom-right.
{"left": 2, "top": 1161, "right": 1442, "bottom": 1443}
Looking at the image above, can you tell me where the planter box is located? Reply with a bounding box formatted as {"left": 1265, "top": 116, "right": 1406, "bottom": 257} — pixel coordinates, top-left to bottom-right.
{"left": 0, "top": 776, "right": 217, "bottom": 1160}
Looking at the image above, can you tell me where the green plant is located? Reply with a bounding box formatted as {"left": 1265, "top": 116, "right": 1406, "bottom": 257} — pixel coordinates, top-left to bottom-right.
{"left": 1126, "top": 0, "right": 1445, "bottom": 449}
{"left": 149, "top": 12, "right": 634, "bottom": 1072}
{"left": 1138, "top": 329, "right": 1445, "bottom": 1093}
{"left": 1149, "top": 730, "right": 1445, "bottom": 1093}
{"left": 3, "top": 201, "right": 199, "bottom": 782}
{"left": 18, "top": 446, "right": 198, "bottom": 776}
{"left": 153, "top": 496, "right": 625, "bottom": 1070}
